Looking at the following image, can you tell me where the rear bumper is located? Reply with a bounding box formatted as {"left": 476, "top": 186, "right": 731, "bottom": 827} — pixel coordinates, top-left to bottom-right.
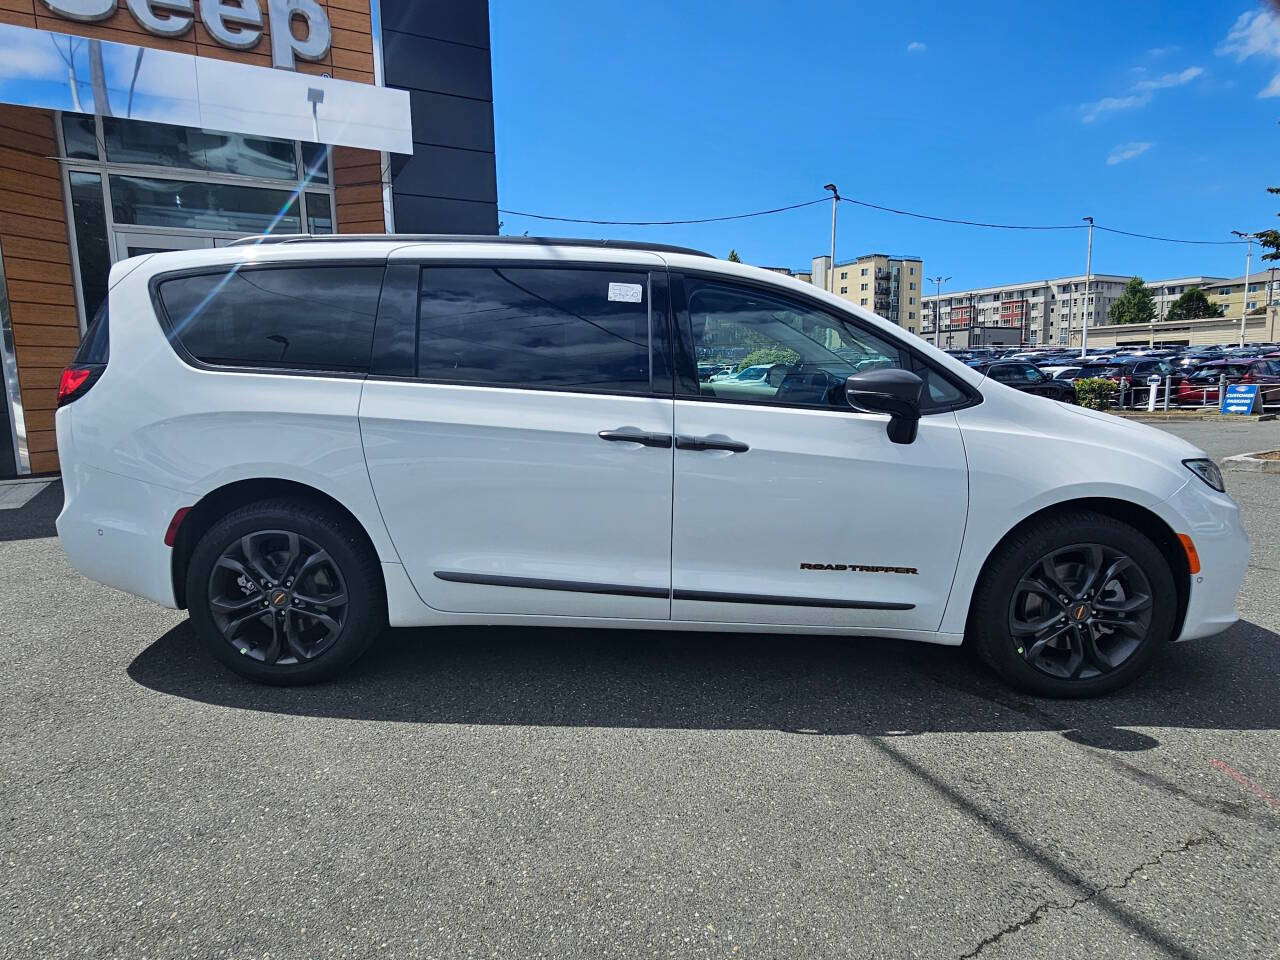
{"left": 56, "top": 449, "right": 186, "bottom": 609}
{"left": 1157, "top": 479, "right": 1249, "bottom": 642}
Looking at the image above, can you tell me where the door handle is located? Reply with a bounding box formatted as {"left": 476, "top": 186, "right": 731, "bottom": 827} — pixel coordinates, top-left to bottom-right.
{"left": 598, "top": 430, "right": 673, "bottom": 448}
{"left": 675, "top": 435, "right": 749, "bottom": 453}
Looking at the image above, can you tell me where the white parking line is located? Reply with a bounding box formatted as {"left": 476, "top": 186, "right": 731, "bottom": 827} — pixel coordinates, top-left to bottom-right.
{"left": 0, "top": 480, "right": 51, "bottom": 510}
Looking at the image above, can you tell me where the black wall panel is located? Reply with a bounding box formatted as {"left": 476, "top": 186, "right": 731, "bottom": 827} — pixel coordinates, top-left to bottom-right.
{"left": 380, "top": 0, "right": 498, "bottom": 234}
{"left": 0, "top": 405, "right": 14, "bottom": 479}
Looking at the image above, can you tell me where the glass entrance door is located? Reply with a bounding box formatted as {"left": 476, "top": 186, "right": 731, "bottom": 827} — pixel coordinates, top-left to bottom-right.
{"left": 113, "top": 232, "right": 216, "bottom": 261}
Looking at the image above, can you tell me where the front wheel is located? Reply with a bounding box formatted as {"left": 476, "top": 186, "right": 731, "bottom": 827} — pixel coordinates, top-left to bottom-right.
{"left": 186, "top": 498, "right": 386, "bottom": 685}
{"left": 969, "top": 511, "right": 1176, "bottom": 697}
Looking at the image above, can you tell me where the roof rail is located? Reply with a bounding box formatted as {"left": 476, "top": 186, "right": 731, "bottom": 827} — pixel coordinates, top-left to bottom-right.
{"left": 226, "top": 233, "right": 714, "bottom": 258}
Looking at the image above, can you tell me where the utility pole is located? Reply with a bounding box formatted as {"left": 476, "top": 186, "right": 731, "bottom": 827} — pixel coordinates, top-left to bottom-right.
{"left": 927, "top": 275, "right": 951, "bottom": 348}
{"left": 1232, "top": 231, "right": 1254, "bottom": 348}
{"left": 1080, "top": 216, "right": 1094, "bottom": 359}
{"left": 824, "top": 184, "right": 839, "bottom": 292}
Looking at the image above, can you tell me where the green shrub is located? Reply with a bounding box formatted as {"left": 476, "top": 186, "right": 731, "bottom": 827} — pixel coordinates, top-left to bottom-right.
{"left": 737, "top": 347, "right": 800, "bottom": 372}
{"left": 1073, "top": 377, "right": 1116, "bottom": 410}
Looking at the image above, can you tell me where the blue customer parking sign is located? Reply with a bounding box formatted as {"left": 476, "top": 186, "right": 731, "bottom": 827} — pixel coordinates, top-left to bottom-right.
{"left": 1221, "top": 383, "right": 1260, "bottom": 415}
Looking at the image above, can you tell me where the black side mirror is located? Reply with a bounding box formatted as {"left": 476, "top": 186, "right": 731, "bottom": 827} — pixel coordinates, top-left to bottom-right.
{"left": 845, "top": 368, "right": 925, "bottom": 444}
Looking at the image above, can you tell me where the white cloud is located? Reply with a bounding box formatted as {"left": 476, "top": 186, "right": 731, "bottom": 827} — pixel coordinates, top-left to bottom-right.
{"left": 0, "top": 30, "right": 69, "bottom": 78}
{"left": 907, "top": 41, "right": 926, "bottom": 53}
{"left": 1217, "top": 8, "right": 1280, "bottom": 98}
{"left": 1081, "top": 64, "right": 1203, "bottom": 121}
{"left": 1146, "top": 45, "right": 1179, "bottom": 58}
{"left": 1133, "top": 65, "right": 1203, "bottom": 91}
{"left": 1107, "top": 141, "right": 1154, "bottom": 165}
{"left": 1083, "top": 93, "right": 1151, "bottom": 122}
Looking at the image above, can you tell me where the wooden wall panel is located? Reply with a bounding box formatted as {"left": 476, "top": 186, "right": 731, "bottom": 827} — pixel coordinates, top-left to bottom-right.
{"left": 0, "top": 105, "right": 76, "bottom": 473}
{"left": 0, "top": 4, "right": 383, "bottom": 474}
{"left": 333, "top": 146, "right": 384, "bottom": 233}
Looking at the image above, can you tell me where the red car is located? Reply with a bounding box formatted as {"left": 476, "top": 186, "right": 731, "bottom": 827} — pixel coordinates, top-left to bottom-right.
{"left": 1176, "top": 359, "right": 1280, "bottom": 407}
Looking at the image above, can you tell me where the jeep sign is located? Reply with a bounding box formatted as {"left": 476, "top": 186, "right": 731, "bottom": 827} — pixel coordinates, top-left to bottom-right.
{"left": 39, "top": 0, "right": 332, "bottom": 70}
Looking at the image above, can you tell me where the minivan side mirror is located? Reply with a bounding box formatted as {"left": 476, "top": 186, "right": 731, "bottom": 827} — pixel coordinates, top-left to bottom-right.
{"left": 845, "top": 368, "right": 925, "bottom": 444}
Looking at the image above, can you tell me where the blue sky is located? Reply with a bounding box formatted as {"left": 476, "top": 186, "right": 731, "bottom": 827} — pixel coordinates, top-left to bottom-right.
{"left": 491, "top": 0, "right": 1280, "bottom": 290}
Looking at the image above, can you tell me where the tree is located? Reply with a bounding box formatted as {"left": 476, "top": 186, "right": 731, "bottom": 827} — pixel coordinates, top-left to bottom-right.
{"left": 1108, "top": 276, "right": 1156, "bottom": 325}
{"left": 737, "top": 347, "right": 799, "bottom": 372}
{"left": 727, "top": 249, "right": 742, "bottom": 263}
{"left": 1256, "top": 186, "right": 1280, "bottom": 264}
{"left": 1164, "top": 286, "right": 1224, "bottom": 323}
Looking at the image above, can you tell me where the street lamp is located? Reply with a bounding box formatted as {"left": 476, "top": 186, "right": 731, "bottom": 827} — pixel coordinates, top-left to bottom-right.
{"left": 1232, "top": 230, "right": 1254, "bottom": 348}
{"left": 1080, "top": 216, "right": 1094, "bottom": 359}
{"left": 928, "top": 275, "right": 951, "bottom": 348}
{"left": 823, "top": 183, "right": 839, "bottom": 293}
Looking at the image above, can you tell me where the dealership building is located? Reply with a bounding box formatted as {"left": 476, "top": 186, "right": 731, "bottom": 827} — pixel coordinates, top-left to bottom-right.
{"left": 0, "top": 0, "right": 497, "bottom": 477}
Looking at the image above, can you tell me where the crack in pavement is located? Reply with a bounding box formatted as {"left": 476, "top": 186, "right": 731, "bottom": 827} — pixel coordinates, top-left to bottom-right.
{"left": 957, "top": 832, "right": 1226, "bottom": 959}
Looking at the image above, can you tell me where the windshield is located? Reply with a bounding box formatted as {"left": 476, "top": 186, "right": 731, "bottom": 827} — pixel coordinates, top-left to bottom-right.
{"left": 1189, "top": 365, "right": 1249, "bottom": 381}
{"left": 1081, "top": 363, "right": 1132, "bottom": 377}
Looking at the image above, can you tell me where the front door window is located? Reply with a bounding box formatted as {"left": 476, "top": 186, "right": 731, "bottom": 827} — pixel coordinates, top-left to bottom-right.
{"left": 682, "top": 279, "right": 966, "bottom": 409}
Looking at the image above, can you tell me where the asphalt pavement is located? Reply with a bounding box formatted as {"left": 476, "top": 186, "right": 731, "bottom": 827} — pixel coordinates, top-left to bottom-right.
{"left": 2, "top": 420, "right": 1278, "bottom": 960}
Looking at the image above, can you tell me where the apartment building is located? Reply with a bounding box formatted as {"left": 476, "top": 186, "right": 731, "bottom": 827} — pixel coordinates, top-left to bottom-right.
{"left": 807, "top": 253, "right": 924, "bottom": 331}
{"left": 1079, "top": 271, "right": 1280, "bottom": 348}
{"left": 1148, "top": 277, "right": 1227, "bottom": 319}
{"left": 918, "top": 270, "right": 1280, "bottom": 350}
{"left": 1204, "top": 269, "right": 1280, "bottom": 321}
{"left": 920, "top": 274, "right": 1132, "bottom": 348}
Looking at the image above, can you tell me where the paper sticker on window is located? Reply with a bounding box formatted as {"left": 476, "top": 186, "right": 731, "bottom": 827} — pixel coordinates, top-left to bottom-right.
{"left": 608, "top": 282, "right": 643, "bottom": 303}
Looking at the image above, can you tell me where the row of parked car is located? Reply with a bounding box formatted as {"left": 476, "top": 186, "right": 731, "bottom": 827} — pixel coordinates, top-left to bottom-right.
{"left": 947, "top": 343, "right": 1280, "bottom": 407}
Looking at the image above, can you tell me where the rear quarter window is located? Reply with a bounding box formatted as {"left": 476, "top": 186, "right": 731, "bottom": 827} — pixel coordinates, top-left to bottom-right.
{"left": 74, "top": 301, "right": 110, "bottom": 364}
{"left": 156, "top": 264, "right": 384, "bottom": 373}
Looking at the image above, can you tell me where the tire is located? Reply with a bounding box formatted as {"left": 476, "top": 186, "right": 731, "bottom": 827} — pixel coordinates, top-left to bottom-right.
{"left": 968, "top": 510, "right": 1176, "bottom": 698}
{"left": 186, "top": 498, "right": 385, "bottom": 685}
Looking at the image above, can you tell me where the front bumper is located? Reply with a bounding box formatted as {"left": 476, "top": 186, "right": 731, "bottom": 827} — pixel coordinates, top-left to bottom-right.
{"left": 1157, "top": 478, "right": 1249, "bottom": 642}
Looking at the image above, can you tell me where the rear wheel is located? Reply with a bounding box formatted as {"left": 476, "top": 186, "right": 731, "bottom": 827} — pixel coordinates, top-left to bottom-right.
{"left": 969, "top": 511, "right": 1176, "bottom": 697}
{"left": 186, "top": 499, "right": 385, "bottom": 685}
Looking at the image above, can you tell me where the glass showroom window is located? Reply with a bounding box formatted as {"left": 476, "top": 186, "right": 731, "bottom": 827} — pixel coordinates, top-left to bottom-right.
{"left": 57, "top": 113, "right": 338, "bottom": 327}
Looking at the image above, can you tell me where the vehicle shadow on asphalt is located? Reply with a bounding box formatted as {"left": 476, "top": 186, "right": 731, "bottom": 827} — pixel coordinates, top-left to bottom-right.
{"left": 0, "top": 482, "right": 61, "bottom": 543}
{"left": 128, "top": 618, "right": 1279, "bottom": 742}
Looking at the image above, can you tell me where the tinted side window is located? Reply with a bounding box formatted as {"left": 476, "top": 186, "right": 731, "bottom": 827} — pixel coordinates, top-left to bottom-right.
{"left": 416, "top": 266, "right": 651, "bottom": 392}
{"left": 158, "top": 265, "right": 383, "bottom": 372}
{"left": 988, "top": 364, "right": 1018, "bottom": 384}
{"left": 75, "top": 301, "right": 110, "bottom": 364}
{"left": 680, "top": 278, "right": 967, "bottom": 410}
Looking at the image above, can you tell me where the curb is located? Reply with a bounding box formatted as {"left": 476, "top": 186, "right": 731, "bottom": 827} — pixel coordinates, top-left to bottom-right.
{"left": 1223, "top": 450, "right": 1280, "bottom": 473}
{"left": 1116, "top": 413, "right": 1277, "bottom": 423}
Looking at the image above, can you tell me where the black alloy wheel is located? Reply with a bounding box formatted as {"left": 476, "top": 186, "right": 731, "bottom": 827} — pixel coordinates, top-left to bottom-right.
{"left": 186, "top": 498, "right": 384, "bottom": 685}
{"left": 208, "top": 530, "right": 349, "bottom": 665}
{"left": 1008, "top": 543, "right": 1153, "bottom": 681}
{"left": 969, "top": 510, "right": 1176, "bottom": 697}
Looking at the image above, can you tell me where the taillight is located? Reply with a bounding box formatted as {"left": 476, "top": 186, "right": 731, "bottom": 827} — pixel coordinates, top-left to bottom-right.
{"left": 56, "top": 365, "right": 103, "bottom": 407}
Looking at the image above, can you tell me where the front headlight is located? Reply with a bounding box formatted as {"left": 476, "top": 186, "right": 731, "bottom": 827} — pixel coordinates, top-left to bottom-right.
{"left": 1183, "top": 458, "right": 1225, "bottom": 493}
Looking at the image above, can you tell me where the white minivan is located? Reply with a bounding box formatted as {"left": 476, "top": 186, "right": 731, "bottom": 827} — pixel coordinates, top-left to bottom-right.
{"left": 55, "top": 236, "right": 1248, "bottom": 697}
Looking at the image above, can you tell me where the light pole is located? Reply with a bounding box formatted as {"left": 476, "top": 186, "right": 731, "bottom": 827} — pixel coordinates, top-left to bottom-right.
{"left": 1232, "top": 231, "right": 1254, "bottom": 348}
{"left": 824, "top": 184, "right": 839, "bottom": 293}
{"left": 928, "top": 275, "right": 950, "bottom": 348}
{"left": 1080, "top": 216, "right": 1094, "bottom": 359}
